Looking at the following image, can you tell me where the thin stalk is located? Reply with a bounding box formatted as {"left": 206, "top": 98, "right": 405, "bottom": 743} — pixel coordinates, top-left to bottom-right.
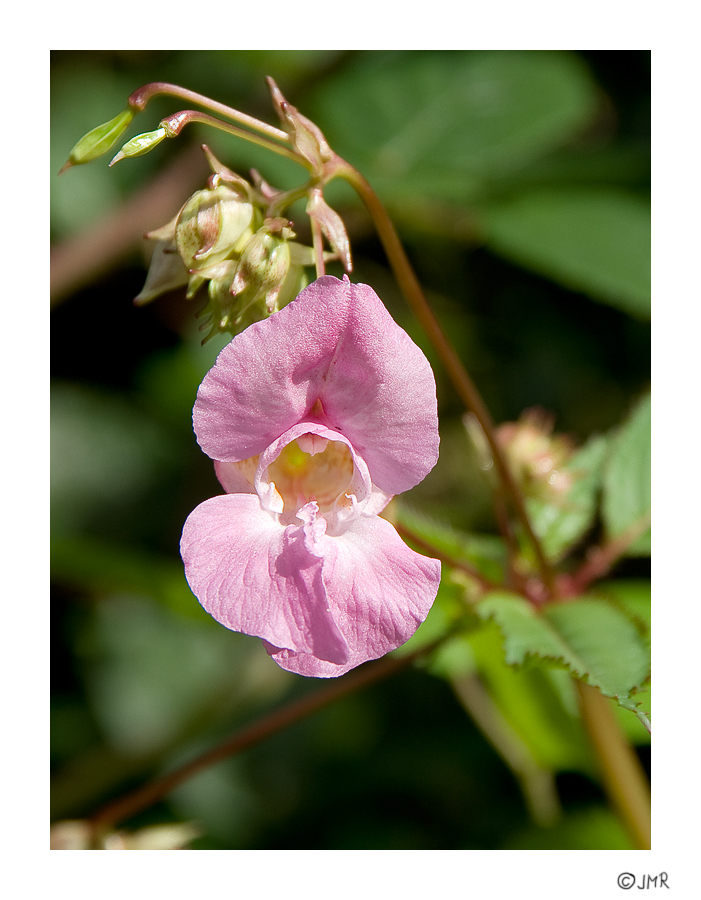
{"left": 310, "top": 216, "right": 326, "bottom": 277}
{"left": 88, "top": 636, "right": 449, "bottom": 836}
{"left": 160, "top": 110, "right": 309, "bottom": 168}
{"left": 335, "top": 162, "right": 555, "bottom": 595}
{"left": 128, "top": 82, "right": 291, "bottom": 146}
{"left": 576, "top": 682, "right": 651, "bottom": 849}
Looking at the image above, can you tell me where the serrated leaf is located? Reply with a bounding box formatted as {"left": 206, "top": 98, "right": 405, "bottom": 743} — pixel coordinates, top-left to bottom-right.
{"left": 464, "top": 623, "right": 592, "bottom": 773}
{"left": 310, "top": 51, "right": 598, "bottom": 203}
{"left": 477, "top": 187, "right": 651, "bottom": 317}
{"left": 602, "top": 392, "right": 651, "bottom": 555}
{"left": 597, "top": 579, "right": 651, "bottom": 645}
{"left": 528, "top": 433, "right": 609, "bottom": 562}
{"left": 476, "top": 592, "right": 650, "bottom": 717}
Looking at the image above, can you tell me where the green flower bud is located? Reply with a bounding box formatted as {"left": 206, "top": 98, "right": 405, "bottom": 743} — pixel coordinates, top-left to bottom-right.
{"left": 109, "top": 127, "right": 167, "bottom": 166}
{"left": 175, "top": 186, "right": 255, "bottom": 272}
{"left": 230, "top": 226, "right": 292, "bottom": 310}
{"left": 196, "top": 226, "right": 306, "bottom": 343}
{"left": 59, "top": 109, "right": 134, "bottom": 174}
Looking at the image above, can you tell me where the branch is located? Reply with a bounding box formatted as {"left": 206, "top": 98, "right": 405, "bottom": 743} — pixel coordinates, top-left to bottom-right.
{"left": 87, "top": 636, "right": 449, "bottom": 836}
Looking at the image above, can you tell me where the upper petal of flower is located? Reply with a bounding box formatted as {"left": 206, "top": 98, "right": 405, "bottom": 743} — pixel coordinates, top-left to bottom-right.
{"left": 180, "top": 494, "right": 349, "bottom": 664}
{"left": 193, "top": 276, "right": 439, "bottom": 496}
{"left": 265, "top": 514, "right": 441, "bottom": 677}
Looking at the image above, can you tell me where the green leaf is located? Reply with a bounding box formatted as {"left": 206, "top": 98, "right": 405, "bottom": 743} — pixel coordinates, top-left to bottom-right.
{"left": 462, "top": 623, "right": 592, "bottom": 773}
{"left": 310, "top": 51, "right": 598, "bottom": 203}
{"left": 602, "top": 392, "right": 651, "bottom": 555}
{"left": 477, "top": 187, "right": 651, "bottom": 317}
{"left": 527, "top": 433, "right": 609, "bottom": 562}
{"left": 476, "top": 592, "right": 650, "bottom": 717}
{"left": 598, "top": 579, "right": 651, "bottom": 646}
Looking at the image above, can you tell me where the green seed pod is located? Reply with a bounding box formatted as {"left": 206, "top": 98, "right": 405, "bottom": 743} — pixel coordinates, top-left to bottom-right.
{"left": 175, "top": 186, "right": 254, "bottom": 271}
{"left": 59, "top": 109, "right": 134, "bottom": 173}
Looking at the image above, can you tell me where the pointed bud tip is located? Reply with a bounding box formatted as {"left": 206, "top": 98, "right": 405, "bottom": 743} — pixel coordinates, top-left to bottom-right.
{"left": 58, "top": 159, "right": 74, "bottom": 176}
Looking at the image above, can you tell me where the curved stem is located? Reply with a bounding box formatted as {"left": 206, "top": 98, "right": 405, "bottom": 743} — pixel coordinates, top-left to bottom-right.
{"left": 128, "top": 82, "right": 291, "bottom": 146}
{"left": 335, "top": 162, "right": 555, "bottom": 595}
{"left": 310, "top": 216, "right": 326, "bottom": 277}
{"left": 576, "top": 682, "right": 651, "bottom": 849}
{"left": 160, "top": 110, "right": 309, "bottom": 169}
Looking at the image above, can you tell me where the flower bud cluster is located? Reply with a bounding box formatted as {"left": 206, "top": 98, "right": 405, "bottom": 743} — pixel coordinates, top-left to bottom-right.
{"left": 466, "top": 408, "right": 575, "bottom": 503}
{"left": 135, "top": 145, "right": 325, "bottom": 341}
{"left": 496, "top": 409, "right": 575, "bottom": 502}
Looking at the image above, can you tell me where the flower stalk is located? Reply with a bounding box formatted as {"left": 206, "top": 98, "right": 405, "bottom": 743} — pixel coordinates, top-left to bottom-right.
{"left": 126, "top": 81, "right": 292, "bottom": 146}
{"left": 333, "top": 162, "right": 556, "bottom": 596}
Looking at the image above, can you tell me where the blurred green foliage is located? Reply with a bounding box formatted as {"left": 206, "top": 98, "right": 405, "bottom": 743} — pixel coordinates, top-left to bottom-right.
{"left": 51, "top": 50, "right": 649, "bottom": 849}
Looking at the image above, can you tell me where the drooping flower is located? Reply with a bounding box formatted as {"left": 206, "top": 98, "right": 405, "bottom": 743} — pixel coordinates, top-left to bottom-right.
{"left": 181, "top": 276, "right": 441, "bottom": 677}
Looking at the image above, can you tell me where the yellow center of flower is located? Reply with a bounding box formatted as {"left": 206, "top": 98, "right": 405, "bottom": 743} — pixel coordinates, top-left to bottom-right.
{"left": 267, "top": 435, "right": 354, "bottom": 512}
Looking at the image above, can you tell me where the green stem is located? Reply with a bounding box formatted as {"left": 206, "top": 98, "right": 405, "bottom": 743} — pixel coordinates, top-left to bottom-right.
{"left": 310, "top": 216, "right": 326, "bottom": 277}
{"left": 128, "top": 82, "right": 291, "bottom": 146}
{"left": 160, "top": 110, "right": 309, "bottom": 169}
{"left": 334, "top": 162, "right": 555, "bottom": 595}
{"left": 576, "top": 682, "right": 651, "bottom": 849}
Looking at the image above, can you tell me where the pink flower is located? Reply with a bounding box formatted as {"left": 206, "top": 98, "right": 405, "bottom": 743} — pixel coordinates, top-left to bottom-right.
{"left": 181, "top": 276, "right": 441, "bottom": 677}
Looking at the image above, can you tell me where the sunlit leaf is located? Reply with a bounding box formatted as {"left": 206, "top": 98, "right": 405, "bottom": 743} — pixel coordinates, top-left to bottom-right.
{"left": 501, "top": 805, "right": 633, "bottom": 849}
{"left": 477, "top": 187, "right": 651, "bottom": 317}
{"left": 463, "top": 623, "right": 591, "bottom": 773}
{"left": 476, "top": 592, "right": 650, "bottom": 718}
{"left": 310, "top": 50, "right": 598, "bottom": 203}
{"left": 601, "top": 392, "right": 651, "bottom": 555}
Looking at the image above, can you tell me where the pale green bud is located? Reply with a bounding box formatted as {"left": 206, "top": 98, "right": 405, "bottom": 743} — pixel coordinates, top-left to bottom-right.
{"left": 231, "top": 226, "right": 291, "bottom": 307}
{"left": 197, "top": 226, "right": 304, "bottom": 342}
{"left": 109, "top": 127, "right": 167, "bottom": 166}
{"left": 59, "top": 109, "right": 134, "bottom": 174}
{"left": 175, "top": 186, "right": 255, "bottom": 272}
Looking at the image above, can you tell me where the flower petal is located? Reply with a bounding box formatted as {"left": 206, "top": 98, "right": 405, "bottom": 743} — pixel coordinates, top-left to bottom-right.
{"left": 265, "top": 515, "right": 441, "bottom": 677}
{"left": 193, "top": 276, "right": 439, "bottom": 495}
{"left": 180, "top": 494, "right": 349, "bottom": 664}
